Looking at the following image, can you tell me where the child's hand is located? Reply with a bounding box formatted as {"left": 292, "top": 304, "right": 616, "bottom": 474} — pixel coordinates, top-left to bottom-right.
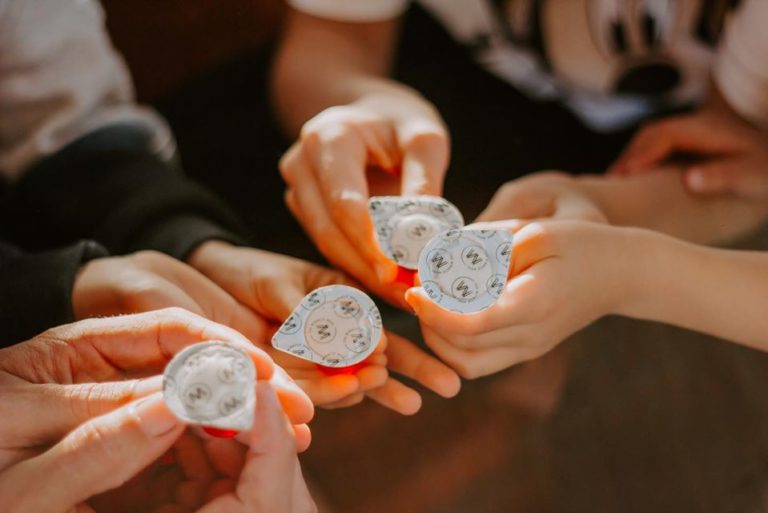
{"left": 405, "top": 221, "right": 632, "bottom": 378}
{"left": 279, "top": 92, "right": 450, "bottom": 305}
{"left": 189, "top": 241, "right": 460, "bottom": 415}
{"left": 475, "top": 172, "right": 607, "bottom": 225}
{"left": 609, "top": 106, "right": 768, "bottom": 200}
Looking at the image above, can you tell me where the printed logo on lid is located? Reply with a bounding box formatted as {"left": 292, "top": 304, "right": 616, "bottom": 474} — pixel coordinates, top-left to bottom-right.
{"left": 417, "top": 229, "right": 514, "bottom": 313}
{"left": 163, "top": 342, "right": 256, "bottom": 431}
{"left": 272, "top": 285, "right": 383, "bottom": 367}
{"left": 369, "top": 196, "right": 464, "bottom": 270}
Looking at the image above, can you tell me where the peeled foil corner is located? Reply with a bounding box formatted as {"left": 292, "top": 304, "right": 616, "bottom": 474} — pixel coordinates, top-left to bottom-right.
{"left": 163, "top": 342, "right": 256, "bottom": 431}
{"left": 369, "top": 195, "right": 464, "bottom": 269}
{"left": 271, "top": 285, "right": 382, "bottom": 367}
{"left": 418, "top": 229, "right": 514, "bottom": 313}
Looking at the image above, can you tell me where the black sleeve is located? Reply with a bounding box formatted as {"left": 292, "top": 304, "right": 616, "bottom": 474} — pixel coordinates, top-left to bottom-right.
{"left": 0, "top": 240, "right": 108, "bottom": 347}
{"left": 0, "top": 124, "right": 251, "bottom": 260}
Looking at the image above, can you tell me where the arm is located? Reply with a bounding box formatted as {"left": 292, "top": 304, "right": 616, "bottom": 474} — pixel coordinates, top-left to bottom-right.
{"left": 405, "top": 220, "right": 768, "bottom": 378}
{"left": 271, "top": 3, "right": 451, "bottom": 305}
{"left": 476, "top": 169, "right": 768, "bottom": 246}
{"left": 620, "top": 228, "right": 768, "bottom": 351}
{"left": 271, "top": 8, "right": 404, "bottom": 135}
{"left": 579, "top": 169, "right": 768, "bottom": 244}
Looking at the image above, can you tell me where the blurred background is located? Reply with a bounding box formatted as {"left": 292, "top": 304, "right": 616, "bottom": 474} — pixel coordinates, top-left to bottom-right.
{"left": 102, "top": 1, "right": 768, "bottom": 511}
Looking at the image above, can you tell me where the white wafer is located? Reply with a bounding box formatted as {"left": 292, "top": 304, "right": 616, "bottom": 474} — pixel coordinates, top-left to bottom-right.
{"left": 369, "top": 196, "right": 464, "bottom": 269}
{"left": 417, "top": 229, "right": 513, "bottom": 313}
{"left": 163, "top": 342, "right": 256, "bottom": 431}
{"left": 271, "top": 285, "right": 383, "bottom": 367}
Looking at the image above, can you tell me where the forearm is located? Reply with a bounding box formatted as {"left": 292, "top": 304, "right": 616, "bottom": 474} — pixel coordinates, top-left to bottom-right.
{"left": 271, "top": 9, "right": 420, "bottom": 135}
{"left": 0, "top": 125, "right": 248, "bottom": 260}
{"left": 578, "top": 169, "right": 768, "bottom": 245}
{"left": 0, "top": 240, "right": 108, "bottom": 346}
{"left": 618, "top": 228, "right": 768, "bottom": 350}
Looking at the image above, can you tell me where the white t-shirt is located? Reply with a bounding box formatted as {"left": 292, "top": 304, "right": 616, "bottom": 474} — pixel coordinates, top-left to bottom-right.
{"left": 289, "top": 0, "right": 768, "bottom": 131}
{"left": 0, "top": 0, "right": 173, "bottom": 181}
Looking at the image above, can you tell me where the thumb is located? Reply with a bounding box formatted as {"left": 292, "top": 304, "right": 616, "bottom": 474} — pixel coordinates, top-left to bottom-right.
{"left": 199, "top": 382, "right": 313, "bottom": 513}
{"left": 397, "top": 120, "right": 449, "bottom": 196}
{"left": 0, "top": 393, "right": 183, "bottom": 513}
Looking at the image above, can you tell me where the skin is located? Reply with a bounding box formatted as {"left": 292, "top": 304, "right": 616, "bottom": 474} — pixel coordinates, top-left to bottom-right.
{"left": 609, "top": 87, "right": 768, "bottom": 200}
{"left": 0, "top": 309, "right": 315, "bottom": 513}
{"left": 405, "top": 165, "right": 768, "bottom": 378}
{"left": 272, "top": 10, "right": 451, "bottom": 304}
{"left": 73, "top": 245, "right": 460, "bottom": 415}
{"left": 187, "top": 241, "right": 461, "bottom": 414}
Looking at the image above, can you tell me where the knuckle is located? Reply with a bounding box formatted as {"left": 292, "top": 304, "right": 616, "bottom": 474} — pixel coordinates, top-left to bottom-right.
{"left": 402, "top": 129, "right": 449, "bottom": 156}
{"left": 154, "top": 306, "right": 196, "bottom": 323}
{"left": 521, "top": 221, "right": 555, "bottom": 245}
{"left": 132, "top": 250, "right": 168, "bottom": 266}
{"left": 120, "top": 278, "right": 167, "bottom": 312}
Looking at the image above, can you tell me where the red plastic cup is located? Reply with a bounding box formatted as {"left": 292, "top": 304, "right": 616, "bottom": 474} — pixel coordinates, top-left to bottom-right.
{"left": 316, "top": 360, "right": 369, "bottom": 376}
{"left": 202, "top": 427, "right": 240, "bottom": 438}
{"left": 394, "top": 266, "right": 417, "bottom": 287}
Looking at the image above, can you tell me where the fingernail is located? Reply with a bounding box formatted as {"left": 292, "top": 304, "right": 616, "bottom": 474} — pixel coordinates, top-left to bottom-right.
{"left": 133, "top": 375, "right": 164, "bottom": 397}
{"left": 134, "top": 393, "right": 179, "bottom": 437}
{"left": 404, "top": 291, "right": 420, "bottom": 315}
{"left": 686, "top": 169, "right": 706, "bottom": 190}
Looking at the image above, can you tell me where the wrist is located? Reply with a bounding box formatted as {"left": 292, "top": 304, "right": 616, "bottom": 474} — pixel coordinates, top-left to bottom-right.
{"left": 609, "top": 228, "right": 679, "bottom": 319}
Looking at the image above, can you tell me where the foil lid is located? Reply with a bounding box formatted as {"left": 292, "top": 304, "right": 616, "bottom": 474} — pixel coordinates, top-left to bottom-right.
{"left": 418, "top": 229, "right": 513, "bottom": 313}
{"left": 272, "top": 285, "right": 382, "bottom": 367}
{"left": 369, "top": 195, "right": 464, "bottom": 269}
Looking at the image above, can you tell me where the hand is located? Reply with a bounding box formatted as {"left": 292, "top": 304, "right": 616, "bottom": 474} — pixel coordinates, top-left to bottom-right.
{"left": 189, "top": 242, "right": 461, "bottom": 414}
{"left": 0, "top": 309, "right": 315, "bottom": 512}
{"left": 609, "top": 101, "right": 768, "bottom": 200}
{"left": 279, "top": 92, "right": 450, "bottom": 305}
{"left": 475, "top": 171, "right": 608, "bottom": 225}
{"left": 73, "top": 250, "right": 270, "bottom": 343}
{"left": 405, "top": 221, "right": 629, "bottom": 378}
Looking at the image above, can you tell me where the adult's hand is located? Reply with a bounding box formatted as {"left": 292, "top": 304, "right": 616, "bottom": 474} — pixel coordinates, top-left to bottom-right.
{"left": 73, "top": 251, "right": 270, "bottom": 343}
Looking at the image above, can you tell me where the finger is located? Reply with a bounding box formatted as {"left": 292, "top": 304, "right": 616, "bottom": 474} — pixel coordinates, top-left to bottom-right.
{"left": 421, "top": 326, "right": 531, "bottom": 379}
{"left": 173, "top": 430, "right": 216, "bottom": 483}
{"left": 354, "top": 117, "right": 400, "bottom": 171}
{"left": 285, "top": 157, "right": 386, "bottom": 283}
{"left": 684, "top": 159, "right": 768, "bottom": 200}
{"left": 610, "top": 116, "right": 747, "bottom": 175}
{"left": 58, "top": 308, "right": 274, "bottom": 381}
{"left": 236, "top": 382, "right": 308, "bottom": 510}
{"left": 320, "top": 392, "right": 366, "bottom": 409}
{"left": 1, "top": 376, "right": 163, "bottom": 446}
{"left": 270, "top": 366, "right": 315, "bottom": 425}
{"left": 406, "top": 248, "right": 556, "bottom": 337}
{"left": 384, "top": 331, "right": 460, "bottom": 398}
{"left": 398, "top": 127, "right": 449, "bottom": 196}
{"left": 354, "top": 362, "right": 389, "bottom": 391}
{"left": 305, "top": 125, "right": 394, "bottom": 274}
{"left": 125, "top": 253, "right": 272, "bottom": 345}
{"left": 474, "top": 185, "right": 555, "bottom": 223}
{"left": 0, "top": 393, "right": 184, "bottom": 512}
{"left": 204, "top": 438, "right": 247, "bottom": 478}
{"left": 293, "top": 374, "right": 361, "bottom": 406}
{"left": 293, "top": 424, "right": 312, "bottom": 453}
{"left": 366, "top": 378, "right": 422, "bottom": 415}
